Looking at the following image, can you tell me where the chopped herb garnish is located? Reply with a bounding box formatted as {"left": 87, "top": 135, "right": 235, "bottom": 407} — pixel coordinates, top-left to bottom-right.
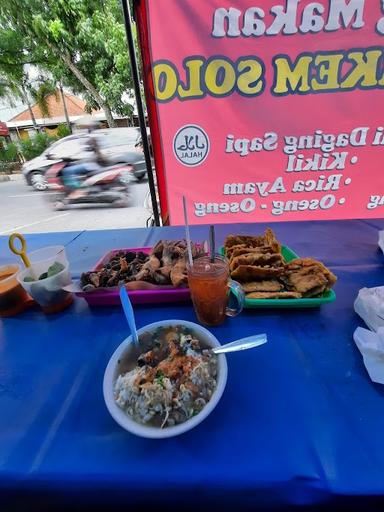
{"left": 25, "top": 261, "right": 64, "bottom": 282}
{"left": 155, "top": 370, "right": 164, "bottom": 385}
{"left": 47, "top": 261, "right": 64, "bottom": 278}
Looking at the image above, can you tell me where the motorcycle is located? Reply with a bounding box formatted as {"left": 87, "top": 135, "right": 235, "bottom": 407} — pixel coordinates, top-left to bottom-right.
{"left": 45, "top": 159, "right": 133, "bottom": 210}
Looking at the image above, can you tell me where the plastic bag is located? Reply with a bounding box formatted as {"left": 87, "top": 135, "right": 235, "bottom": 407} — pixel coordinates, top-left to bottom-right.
{"left": 353, "top": 327, "right": 384, "bottom": 384}
{"left": 354, "top": 286, "right": 384, "bottom": 332}
{"left": 379, "top": 231, "right": 384, "bottom": 255}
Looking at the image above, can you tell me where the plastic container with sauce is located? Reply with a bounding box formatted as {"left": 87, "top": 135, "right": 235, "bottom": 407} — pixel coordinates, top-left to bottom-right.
{"left": 0, "top": 264, "right": 31, "bottom": 317}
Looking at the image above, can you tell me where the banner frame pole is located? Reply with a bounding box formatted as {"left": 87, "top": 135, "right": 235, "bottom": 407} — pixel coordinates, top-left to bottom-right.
{"left": 121, "top": 0, "right": 161, "bottom": 227}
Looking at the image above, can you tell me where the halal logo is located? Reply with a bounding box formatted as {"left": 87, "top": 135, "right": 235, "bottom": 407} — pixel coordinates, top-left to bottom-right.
{"left": 173, "top": 125, "right": 210, "bottom": 167}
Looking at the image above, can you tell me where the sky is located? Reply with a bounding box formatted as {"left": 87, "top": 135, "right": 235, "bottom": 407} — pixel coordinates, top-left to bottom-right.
{"left": 0, "top": 102, "right": 25, "bottom": 122}
{"left": 0, "top": 65, "right": 40, "bottom": 121}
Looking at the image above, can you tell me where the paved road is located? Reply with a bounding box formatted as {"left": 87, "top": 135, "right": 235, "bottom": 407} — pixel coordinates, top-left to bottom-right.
{"left": 0, "top": 175, "right": 150, "bottom": 235}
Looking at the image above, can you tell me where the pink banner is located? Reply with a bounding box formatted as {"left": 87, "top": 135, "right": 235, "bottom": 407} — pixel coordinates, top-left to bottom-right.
{"left": 145, "top": 0, "right": 384, "bottom": 224}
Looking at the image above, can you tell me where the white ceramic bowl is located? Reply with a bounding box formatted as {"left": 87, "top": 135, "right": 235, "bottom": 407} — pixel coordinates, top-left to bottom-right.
{"left": 103, "top": 320, "right": 228, "bottom": 439}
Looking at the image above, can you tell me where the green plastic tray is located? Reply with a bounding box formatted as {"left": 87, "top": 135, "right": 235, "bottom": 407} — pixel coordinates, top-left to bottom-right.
{"left": 221, "top": 245, "right": 336, "bottom": 308}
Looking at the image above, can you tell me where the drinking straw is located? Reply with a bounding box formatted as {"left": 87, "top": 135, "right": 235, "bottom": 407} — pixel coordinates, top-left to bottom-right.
{"left": 209, "top": 225, "right": 215, "bottom": 263}
{"left": 182, "top": 196, "right": 193, "bottom": 266}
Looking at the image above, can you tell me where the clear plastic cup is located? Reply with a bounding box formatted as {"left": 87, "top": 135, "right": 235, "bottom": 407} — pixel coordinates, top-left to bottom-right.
{"left": 0, "top": 264, "right": 31, "bottom": 317}
{"left": 17, "top": 260, "right": 73, "bottom": 314}
{"left": 28, "top": 246, "right": 68, "bottom": 277}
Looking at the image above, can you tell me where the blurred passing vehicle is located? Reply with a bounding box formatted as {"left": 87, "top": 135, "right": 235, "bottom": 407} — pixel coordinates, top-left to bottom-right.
{"left": 22, "top": 127, "right": 149, "bottom": 190}
{"left": 45, "top": 159, "right": 132, "bottom": 210}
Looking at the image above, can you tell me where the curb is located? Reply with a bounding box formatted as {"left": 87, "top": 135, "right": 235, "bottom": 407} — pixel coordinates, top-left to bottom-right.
{"left": 0, "top": 174, "right": 11, "bottom": 182}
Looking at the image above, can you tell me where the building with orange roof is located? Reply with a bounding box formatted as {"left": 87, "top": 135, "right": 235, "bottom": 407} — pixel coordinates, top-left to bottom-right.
{"left": 6, "top": 90, "right": 138, "bottom": 140}
{"left": 6, "top": 91, "right": 94, "bottom": 140}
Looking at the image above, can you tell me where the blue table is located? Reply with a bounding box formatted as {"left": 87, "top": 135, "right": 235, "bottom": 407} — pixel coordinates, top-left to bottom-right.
{"left": 1, "top": 220, "right": 384, "bottom": 511}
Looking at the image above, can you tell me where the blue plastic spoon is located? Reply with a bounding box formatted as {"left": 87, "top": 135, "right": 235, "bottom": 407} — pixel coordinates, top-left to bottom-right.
{"left": 119, "top": 285, "right": 139, "bottom": 346}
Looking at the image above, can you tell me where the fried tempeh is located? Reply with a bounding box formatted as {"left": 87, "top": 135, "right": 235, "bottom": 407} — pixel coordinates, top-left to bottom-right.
{"left": 224, "top": 234, "right": 266, "bottom": 250}
{"left": 241, "top": 280, "right": 284, "bottom": 293}
{"left": 285, "top": 258, "right": 336, "bottom": 282}
{"left": 246, "top": 291, "right": 302, "bottom": 299}
{"left": 227, "top": 245, "right": 277, "bottom": 261}
{"left": 264, "top": 227, "right": 281, "bottom": 254}
{"left": 230, "top": 252, "right": 284, "bottom": 272}
{"left": 231, "top": 265, "right": 282, "bottom": 280}
{"left": 225, "top": 243, "right": 248, "bottom": 259}
{"left": 282, "top": 258, "right": 336, "bottom": 298}
{"left": 284, "top": 257, "right": 337, "bottom": 296}
{"left": 288, "top": 273, "right": 327, "bottom": 296}
{"left": 226, "top": 230, "right": 336, "bottom": 301}
{"left": 224, "top": 229, "right": 281, "bottom": 255}
{"left": 302, "top": 285, "right": 327, "bottom": 298}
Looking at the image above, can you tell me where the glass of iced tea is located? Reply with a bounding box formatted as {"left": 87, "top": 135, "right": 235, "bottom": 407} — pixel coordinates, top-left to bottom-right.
{"left": 187, "top": 255, "right": 244, "bottom": 326}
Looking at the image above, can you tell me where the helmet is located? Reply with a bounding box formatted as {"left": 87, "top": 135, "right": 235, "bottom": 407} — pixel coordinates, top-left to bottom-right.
{"left": 73, "top": 115, "right": 100, "bottom": 133}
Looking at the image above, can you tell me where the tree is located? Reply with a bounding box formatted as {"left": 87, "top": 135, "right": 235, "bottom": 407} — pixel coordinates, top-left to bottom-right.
{"left": 30, "top": 80, "right": 58, "bottom": 118}
{"left": 58, "top": 83, "right": 72, "bottom": 133}
{"left": 0, "top": 0, "right": 134, "bottom": 127}
{"left": 0, "top": 29, "right": 39, "bottom": 129}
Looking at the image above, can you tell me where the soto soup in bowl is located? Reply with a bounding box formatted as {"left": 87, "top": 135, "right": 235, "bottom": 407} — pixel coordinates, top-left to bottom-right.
{"left": 103, "top": 320, "right": 228, "bottom": 438}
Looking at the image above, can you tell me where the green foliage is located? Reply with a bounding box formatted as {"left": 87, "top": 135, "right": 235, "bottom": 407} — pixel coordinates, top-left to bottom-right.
{"left": 0, "top": 28, "right": 28, "bottom": 104}
{"left": 31, "top": 80, "right": 58, "bottom": 118}
{"left": 0, "top": 138, "right": 20, "bottom": 174}
{"left": 0, "top": 28, "right": 26, "bottom": 79}
{"left": 57, "top": 123, "right": 71, "bottom": 138}
{"left": 0, "top": 0, "right": 134, "bottom": 124}
{"left": 0, "top": 127, "right": 72, "bottom": 165}
{"left": 19, "top": 132, "right": 57, "bottom": 161}
{"left": 0, "top": 25, "right": 65, "bottom": 122}
{"left": 0, "top": 138, "right": 19, "bottom": 162}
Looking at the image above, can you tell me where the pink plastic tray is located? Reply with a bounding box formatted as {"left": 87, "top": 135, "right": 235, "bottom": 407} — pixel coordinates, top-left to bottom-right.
{"left": 76, "top": 247, "right": 191, "bottom": 306}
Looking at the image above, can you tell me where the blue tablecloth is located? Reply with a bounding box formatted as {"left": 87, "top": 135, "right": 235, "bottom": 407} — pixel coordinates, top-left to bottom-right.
{"left": 1, "top": 220, "right": 384, "bottom": 510}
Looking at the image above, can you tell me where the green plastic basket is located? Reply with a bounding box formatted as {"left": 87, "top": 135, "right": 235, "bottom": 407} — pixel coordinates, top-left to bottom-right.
{"left": 220, "top": 245, "right": 336, "bottom": 309}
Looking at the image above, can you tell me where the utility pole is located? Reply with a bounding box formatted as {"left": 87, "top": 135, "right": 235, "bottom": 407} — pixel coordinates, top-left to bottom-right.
{"left": 121, "top": 0, "right": 161, "bottom": 226}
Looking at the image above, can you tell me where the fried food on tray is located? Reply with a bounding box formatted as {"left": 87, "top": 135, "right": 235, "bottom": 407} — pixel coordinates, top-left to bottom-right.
{"left": 241, "top": 280, "right": 284, "bottom": 293}
{"left": 231, "top": 265, "right": 283, "bottom": 280}
{"left": 264, "top": 227, "right": 281, "bottom": 254}
{"left": 225, "top": 228, "right": 337, "bottom": 300}
{"left": 80, "top": 240, "right": 204, "bottom": 291}
{"left": 224, "top": 235, "right": 265, "bottom": 250}
{"left": 170, "top": 258, "right": 188, "bottom": 287}
{"left": 81, "top": 250, "right": 149, "bottom": 290}
{"left": 224, "top": 228, "right": 281, "bottom": 256}
{"left": 246, "top": 291, "right": 302, "bottom": 299}
{"left": 227, "top": 245, "right": 275, "bottom": 260}
{"left": 229, "top": 252, "right": 284, "bottom": 273}
{"left": 225, "top": 229, "right": 285, "bottom": 285}
{"left": 283, "top": 258, "right": 337, "bottom": 298}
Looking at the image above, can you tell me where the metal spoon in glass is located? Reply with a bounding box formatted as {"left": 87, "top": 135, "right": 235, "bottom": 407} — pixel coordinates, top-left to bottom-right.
{"left": 211, "top": 333, "right": 267, "bottom": 354}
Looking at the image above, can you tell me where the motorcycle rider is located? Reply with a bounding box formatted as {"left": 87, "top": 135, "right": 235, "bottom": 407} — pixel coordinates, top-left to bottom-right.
{"left": 62, "top": 132, "right": 108, "bottom": 199}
